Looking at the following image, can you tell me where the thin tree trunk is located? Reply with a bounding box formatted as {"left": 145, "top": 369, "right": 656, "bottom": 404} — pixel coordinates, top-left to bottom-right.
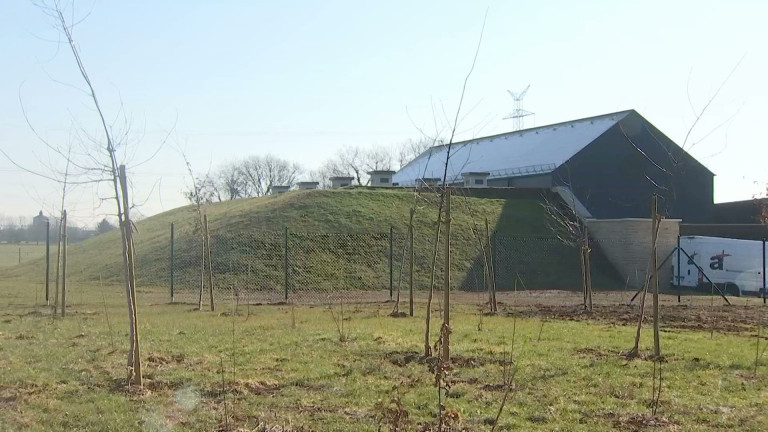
{"left": 45, "top": 220, "right": 50, "bottom": 305}
{"left": 441, "top": 189, "right": 452, "bottom": 363}
{"left": 424, "top": 215, "right": 441, "bottom": 358}
{"left": 585, "top": 239, "right": 593, "bottom": 312}
{"left": 53, "top": 212, "right": 63, "bottom": 316}
{"left": 652, "top": 195, "right": 661, "bottom": 357}
{"left": 485, "top": 217, "right": 497, "bottom": 313}
{"left": 392, "top": 234, "right": 407, "bottom": 315}
{"left": 409, "top": 207, "right": 415, "bottom": 317}
{"left": 61, "top": 210, "right": 67, "bottom": 317}
{"left": 198, "top": 225, "right": 205, "bottom": 310}
{"left": 205, "top": 214, "right": 215, "bottom": 312}
{"left": 580, "top": 244, "right": 587, "bottom": 309}
{"left": 119, "top": 165, "right": 142, "bottom": 386}
{"left": 628, "top": 206, "right": 662, "bottom": 357}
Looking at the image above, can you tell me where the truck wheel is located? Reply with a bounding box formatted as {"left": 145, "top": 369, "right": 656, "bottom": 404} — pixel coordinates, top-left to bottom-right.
{"left": 724, "top": 283, "right": 741, "bottom": 297}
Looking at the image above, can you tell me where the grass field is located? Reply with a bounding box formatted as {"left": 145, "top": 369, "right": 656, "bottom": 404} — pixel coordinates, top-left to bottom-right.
{"left": 2, "top": 190, "right": 767, "bottom": 430}
{"left": 0, "top": 243, "right": 46, "bottom": 267}
{"left": 1, "top": 273, "right": 767, "bottom": 431}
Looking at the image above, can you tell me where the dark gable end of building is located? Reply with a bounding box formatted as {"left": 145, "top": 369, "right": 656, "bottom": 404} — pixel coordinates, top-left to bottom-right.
{"left": 554, "top": 110, "right": 714, "bottom": 222}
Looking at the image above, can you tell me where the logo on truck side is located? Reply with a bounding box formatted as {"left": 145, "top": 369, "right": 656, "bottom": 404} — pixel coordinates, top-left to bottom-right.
{"left": 709, "top": 250, "right": 732, "bottom": 270}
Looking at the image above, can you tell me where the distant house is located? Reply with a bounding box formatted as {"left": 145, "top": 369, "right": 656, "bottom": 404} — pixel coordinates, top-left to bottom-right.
{"left": 32, "top": 211, "right": 49, "bottom": 227}
{"left": 393, "top": 110, "right": 714, "bottom": 222}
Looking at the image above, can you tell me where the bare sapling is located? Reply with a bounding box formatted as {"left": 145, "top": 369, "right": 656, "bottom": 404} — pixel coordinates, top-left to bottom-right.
{"left": 542, "top": 186, "right": 593, "bottom": 311}
{"left": 179, "top": 151, "right": 210, "bottom": 311}
{"left": 423, "top": 215, "right": 440, "bottom": 357}
{"left": 205, "top": 214, "right": 215, "bottom": 312}
{"left": 485, "top": 217, "right": 498, "bottom": 313}
{"left": 651, "top": 195, "right": 662, "bottom": 359}
{"left": 53, "top": 211, "right": 62, "bottom": 316}
{"left": 423, "top": 10, "right": 487, "bottom": 359}
{"left": 490, "top": 339, "right": 524, "bottom": 432}
{"left": 441, "top": 189, "right": 452, "bottom": 363}
{"left": 60, "top": 210, "right": 67, "bottom": 317}
{"left": 23, "top": 1, "right": 175, "bottom": 386}
{"left": 625, "top": 198, "right": 662, "bottom": 359}
{"left": 329, "top": 298, "right": 350, "bottom": 342}
{"left": 119, "top": 165, "right": 142, "bottom": 386}
{"left": 409, "top": 207, "right": 415, "bottom": 317}
{"left": 390, "top": 234, "right": 408, "bottom": 317}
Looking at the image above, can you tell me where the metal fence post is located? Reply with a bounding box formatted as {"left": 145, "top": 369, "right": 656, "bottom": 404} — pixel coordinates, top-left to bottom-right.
{"left": 677, "top": 235, "right": 681, "bottom": 303}
{"left": 763, "top": 238, "right": 766, "bottom": 304}
{"left": 284, "top": 226, "right": 289, "bottom": 302}
{"left": 170, "top": 222, "right": 175, "bottom": 303}
{"left": 389, "top": 225, "right": 394, "bottom": 300}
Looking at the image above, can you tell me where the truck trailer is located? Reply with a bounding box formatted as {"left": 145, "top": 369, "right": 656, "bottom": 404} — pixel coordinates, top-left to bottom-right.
{"left": 672, "top": 236, "right": 767, "bottom": 297}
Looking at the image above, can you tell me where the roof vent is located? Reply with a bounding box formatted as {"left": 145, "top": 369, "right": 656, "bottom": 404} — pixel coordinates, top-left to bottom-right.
{"left": 296, "top": 181, "right": 319, "bottom": 190}
{"left": 367, "top": 170, "right": 396, "bottom": 187}
{"left": 329, "top": 176, "right": 354, "bottom": 189}
{"left": 461, "top": 172, "right": 490, "bottom": 189}
{"left": 271, "top": 185, "right": 290, "bottom": 195}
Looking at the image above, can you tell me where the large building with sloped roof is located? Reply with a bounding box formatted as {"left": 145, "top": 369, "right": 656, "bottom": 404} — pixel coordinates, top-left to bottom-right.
{"left": 393, "top": 110, "right": 714, "bottom": 222}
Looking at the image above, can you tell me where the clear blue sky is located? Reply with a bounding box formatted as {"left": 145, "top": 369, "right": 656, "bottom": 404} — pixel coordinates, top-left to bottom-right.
{"left": 1, "top": 0, "right": 765, "bottom": 226}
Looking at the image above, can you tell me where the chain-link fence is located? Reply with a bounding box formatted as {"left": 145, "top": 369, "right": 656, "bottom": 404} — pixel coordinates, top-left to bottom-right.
{"left": 27, "top": 218, "right": 765, "bottom": 310}
{"left": 158, "top": 224, "right": 643, "bottom": 305}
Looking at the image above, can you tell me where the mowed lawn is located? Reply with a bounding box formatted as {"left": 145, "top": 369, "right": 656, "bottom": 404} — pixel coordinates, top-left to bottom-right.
{"left": 0, "top": 244, "right": 46, "bottom": 267}
{"left": 1, "top": 276, "right": 767, "bottom": 431}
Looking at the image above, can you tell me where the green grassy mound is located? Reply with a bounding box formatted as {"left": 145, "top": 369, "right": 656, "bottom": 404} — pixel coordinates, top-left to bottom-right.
{"left": 10, "top": 188, "right": 621, "bottom": 293}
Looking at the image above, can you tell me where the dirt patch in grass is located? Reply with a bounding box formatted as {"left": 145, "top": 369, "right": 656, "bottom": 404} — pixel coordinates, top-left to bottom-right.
{"left": 503, "top": 303, "right": 767, "bottom": 333}
{"left": 205, "top": 379, "right": 282, "bottom": 398}
{"left": 146, "top": 352, "right": 186, "bottom": 367}
{"left": 106, "top": 376, "right": 183, "bottom": 397}
{"left": 385, "top": 350, "right": 422, "bottom": 367}
{"left": 612, "top": 413, "right": 679, "bottom": 431}
{"left": 0, "top": 382, "right": 46, "bottom": 408}
{"left": 13, "top": 332, "right": 36, "bottom": 340}
{"left": 384, "top": 350, "right": 505, "bottom": 369}
{"left": 575, "top": 347, "right": 612, "bottom": 360}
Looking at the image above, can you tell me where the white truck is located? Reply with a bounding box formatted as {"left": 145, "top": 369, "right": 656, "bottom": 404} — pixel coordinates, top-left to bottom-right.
{"left": 672, "top": 235, "right": 767, "bottom": 297}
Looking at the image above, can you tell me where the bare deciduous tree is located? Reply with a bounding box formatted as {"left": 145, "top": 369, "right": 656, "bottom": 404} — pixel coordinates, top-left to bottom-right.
{"left": 184, "top": 174, "right": 219, "bottom": 204}
{"left": 18, "top": 0, "right": 172, "bottom": 386}
{"left": 396, "top": 137, "right": 435, "bottom": 169}
{"left": 237, "top": 155, "right": 301, "bottom": 196}
{"left": 541, "top": 188, "right": 593, "bottom": 312}
{"left": 216, "top": 162, "right": 247, "bottom": 200}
